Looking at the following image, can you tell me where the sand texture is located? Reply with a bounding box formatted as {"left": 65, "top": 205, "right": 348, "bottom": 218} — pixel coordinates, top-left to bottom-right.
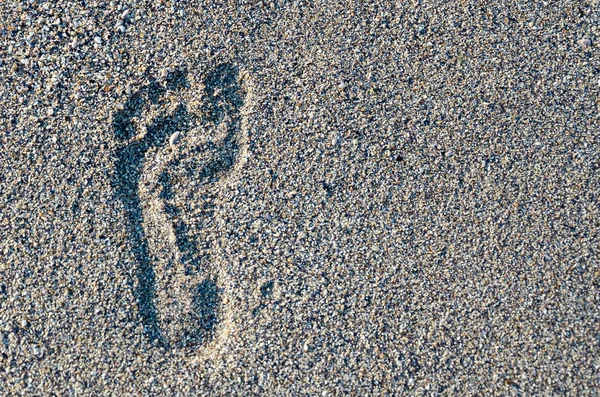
{"left": 0, "top": 0, "right": 599, "bottom": 395}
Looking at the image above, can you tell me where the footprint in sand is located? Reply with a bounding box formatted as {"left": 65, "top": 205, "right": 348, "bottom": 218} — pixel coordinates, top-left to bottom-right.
{"left": 111, "top": 64, "right": 250, "bottom": 349}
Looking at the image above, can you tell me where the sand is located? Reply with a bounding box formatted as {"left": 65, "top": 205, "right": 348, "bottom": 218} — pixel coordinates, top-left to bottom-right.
{"left": 0, "top": 0, "right": 599, "bottom": 395}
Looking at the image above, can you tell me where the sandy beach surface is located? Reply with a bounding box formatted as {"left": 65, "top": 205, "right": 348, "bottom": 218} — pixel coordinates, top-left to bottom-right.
{"left": 1, "top": 0, "right": 599, "bottom": 395}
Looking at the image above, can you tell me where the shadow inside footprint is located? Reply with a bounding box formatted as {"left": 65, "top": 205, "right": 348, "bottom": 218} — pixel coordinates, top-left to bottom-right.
{"left": 193, "top": 279, "right": 219, "bottom": 332}
{"left": 178, "top": 279, "right": 219, "bottom": 347}
{"left": 202, "top": 63, "right": 244, "bottom": 126}
{"left": 158, "top": 170, "right": 202, "bottom": 275}
{"left": 113, "top": 79, "right": 170, "bottom": 141}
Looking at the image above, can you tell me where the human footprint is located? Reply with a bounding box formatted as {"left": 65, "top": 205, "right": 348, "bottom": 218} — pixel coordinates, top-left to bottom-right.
{"left": 112, "top": 64, "right": 249, "bottom": 349}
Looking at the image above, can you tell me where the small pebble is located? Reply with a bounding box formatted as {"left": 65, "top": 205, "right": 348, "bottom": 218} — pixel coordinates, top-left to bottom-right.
{"left": 169, "top": 131, "right": 181, "bottom": 146}
{"left": 94, "top": 36, "right": 102, "bottom": 44}
{"left": 579, "top": 38, "right": 591, "bottom": 48}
